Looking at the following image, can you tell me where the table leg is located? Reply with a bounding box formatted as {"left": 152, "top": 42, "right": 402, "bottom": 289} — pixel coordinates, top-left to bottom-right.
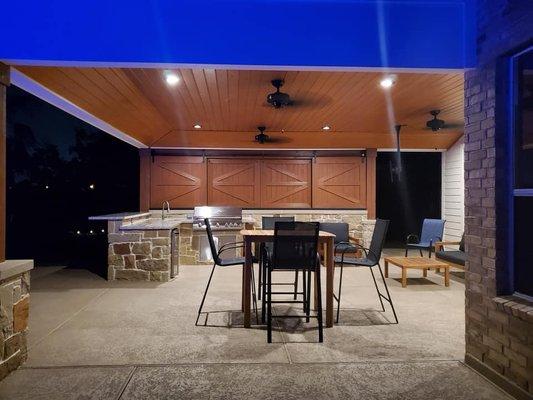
{"left": 401, "top": 267, "right": 407, "bottom": 288}
{"left": 243, "top": 239, "right": 252, "bottom": 328}
{"left": 314, "top": 243, "right": 326, "bottom": 311}
{"left": 384, "top": 260, "right": 389, "bottom": 278}
{"left": 444, "top": 267, "right": 450, "bottom": 287}
{"left": 326, "top": 237, "right": 334, "bottom": 327}
{"left": 423, "top": 268, "right": 427, "bottom": 278}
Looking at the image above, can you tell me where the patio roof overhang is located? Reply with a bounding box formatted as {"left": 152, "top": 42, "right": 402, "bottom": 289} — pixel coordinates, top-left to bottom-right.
{"left": 0, "top": 1, "right": 474, "bottom": 151}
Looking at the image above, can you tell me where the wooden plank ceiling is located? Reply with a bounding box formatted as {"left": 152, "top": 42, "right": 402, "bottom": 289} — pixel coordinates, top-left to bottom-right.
{"left": 15, "top": 66, "right": 464, "bottom": 149}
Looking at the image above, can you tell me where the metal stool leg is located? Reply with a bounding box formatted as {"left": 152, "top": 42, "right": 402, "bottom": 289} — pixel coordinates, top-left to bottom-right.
{"left": 251, "top": 264, "right": 259, "bottom": 325}
{"left": 302, "top": 267, "right": 307, "bottom": 313}
{"left": 195, "top": 262, "right": 217, "bottom": 326}
{"left": 369, "top": 266, "right": 385, "bottom": 312}
{"left": 294, "top": 270, "right": 299, "bottom": 299}
{"left": 315, "top": 262, "right": 324, "bottom": 342}
{"left": 377, "top": 263, "right": 399, "bottom": 324}
{"left": 267, "top": 265, "right": 273, "bottom": 343}
{"left": 335, "top": 260, "right": 345, "bottom": 324}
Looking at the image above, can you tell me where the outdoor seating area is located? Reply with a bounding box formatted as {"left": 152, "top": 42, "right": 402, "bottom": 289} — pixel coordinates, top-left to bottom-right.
{"left": 1, "top": 1, "right": 533, "bottom": 399}
{"left": 0, "top": 254, "right": 507, "bottom": 400}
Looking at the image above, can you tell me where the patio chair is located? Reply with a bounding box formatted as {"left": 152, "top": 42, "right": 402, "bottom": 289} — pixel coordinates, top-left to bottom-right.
{"left": 435, "top": 233, "right": 465, "bottom": 270}
{"left": 405, "top": 219, "right": 445, "bottom": 258}
{"left": 334, "top": 219, "right": 398, "bottom": 324}
{"left": 319, "top": 222, "right": 360, "bottom": 256}
{"left": 195, "top": 218, "right": 259, "bottom": 326}
{"left": 264, "top": 221, "right": 323, "bottom": 343}
{"left": 258, "top": 216, "right": 299, "bottom": 304}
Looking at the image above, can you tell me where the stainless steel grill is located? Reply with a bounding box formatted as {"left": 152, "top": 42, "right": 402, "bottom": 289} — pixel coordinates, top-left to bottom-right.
{"left": 192, "top": 206, "right": 243, "bottom": 230}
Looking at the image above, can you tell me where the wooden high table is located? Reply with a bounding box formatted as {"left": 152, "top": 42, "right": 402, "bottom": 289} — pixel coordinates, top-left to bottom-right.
{"left": 240, "top": 229, "right": 336, "bottom": 328}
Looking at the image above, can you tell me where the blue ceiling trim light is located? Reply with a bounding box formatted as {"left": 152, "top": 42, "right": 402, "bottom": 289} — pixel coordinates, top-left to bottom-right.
{"left": 0, "top": 0, "right": 476, "bottom": 69}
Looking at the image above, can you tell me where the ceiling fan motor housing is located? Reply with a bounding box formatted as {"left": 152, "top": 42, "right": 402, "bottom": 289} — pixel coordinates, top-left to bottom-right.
{"left": 255, "top": 126, "right": 269, "bottom": 143}
{"left": 267, "top": 79, "right": 291, "bottom": 108}
{"left": 426, "top": 109, "right": 445, "bottom": 131}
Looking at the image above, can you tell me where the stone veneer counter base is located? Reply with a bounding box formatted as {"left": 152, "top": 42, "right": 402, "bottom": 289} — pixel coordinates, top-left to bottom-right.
{"left": 0, "top": 260, "right": 33, "bottom": 381}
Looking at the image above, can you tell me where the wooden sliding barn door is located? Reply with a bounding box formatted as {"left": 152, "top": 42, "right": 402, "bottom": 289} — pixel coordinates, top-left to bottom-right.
{"left": 207, "top": 158, "right": 260, "bottom": 207}
{"left": 260, "top": 159, "right": 312, "bottom": 208}
{"left": 312, "top": 157, "right": 367, "bottom": 208}
{"left": 150, "top": 156, "right": 207, "bottom": 208}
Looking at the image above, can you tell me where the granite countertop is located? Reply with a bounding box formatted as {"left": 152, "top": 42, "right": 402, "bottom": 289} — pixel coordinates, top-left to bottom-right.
{"left": 88, "top": 212, "right": 151, "bottom": 221}
{"left": 120, "top": 218, "right": 188, "bottom": 231}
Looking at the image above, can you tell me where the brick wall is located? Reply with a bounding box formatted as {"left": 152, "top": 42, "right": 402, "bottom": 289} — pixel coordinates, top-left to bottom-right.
{"left": 464, "top": 1, "right": 533, "bottom": 398}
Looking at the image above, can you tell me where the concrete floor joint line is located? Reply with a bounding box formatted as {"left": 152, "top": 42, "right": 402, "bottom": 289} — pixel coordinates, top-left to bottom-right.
{"left": 116, "top": 366, "right": 137, "bottom": 400}
{"left": 28, "top": 287, "right": 110, "bottom": 351}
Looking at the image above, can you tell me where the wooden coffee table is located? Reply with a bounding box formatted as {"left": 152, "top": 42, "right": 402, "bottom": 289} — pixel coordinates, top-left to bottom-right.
{"left": 384, "top": 257, "right": 450, "bottom": 288}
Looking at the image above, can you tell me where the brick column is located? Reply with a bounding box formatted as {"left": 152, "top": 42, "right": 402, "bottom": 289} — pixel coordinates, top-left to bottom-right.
{"left": 464, "top": 1, "right": 533, "bottom": 398}
{"left": 0, "top": 63, "right": 9, "bottom": 263}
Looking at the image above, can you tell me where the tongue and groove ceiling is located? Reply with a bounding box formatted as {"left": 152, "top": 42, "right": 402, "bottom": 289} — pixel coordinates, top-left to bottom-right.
{"left": 14, "top": 66, "right": 464, "bottom": 149}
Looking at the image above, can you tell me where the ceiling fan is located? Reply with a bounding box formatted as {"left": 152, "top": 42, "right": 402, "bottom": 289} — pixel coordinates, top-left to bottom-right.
{"left": 266, "top": 79, "right": 292, "bottom": 108}
{"left": 255, "top": 126, "right": 270, "bottom": 143}
{"left": 425, "top": 110, "right": 463, "bottom": 132}
{"left": 254, "top": 126, "right": 290, "bottom": 144}
{"left": 265, "top": 79, "right": 330, "bottom": 109}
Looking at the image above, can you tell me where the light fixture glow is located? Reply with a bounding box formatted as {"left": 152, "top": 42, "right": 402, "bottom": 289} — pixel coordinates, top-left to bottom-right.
{"left": 194, "top": 124, "right": 202, "bottom": 129}
{"left": 89, "top": 184, "right": 95, "bottom": 190}
{"left": 380, "top": 76, "right": 396, "bottom": 89}
{"left": 164, "top": 71, "right": 180, "bottom": 86}
{"left": 322, "top": 125, "right": 331, "bottom": 131}
{"left": 76, "top": 230, "right": 81, "bottom": 235}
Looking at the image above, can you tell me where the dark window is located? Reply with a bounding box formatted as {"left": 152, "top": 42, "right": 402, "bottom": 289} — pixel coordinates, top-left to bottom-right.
{"left": 514, "top": 50, "right": 533, "bottom": 189}
{"left": 512, "top": 46, "right": 533, "bottom": 298}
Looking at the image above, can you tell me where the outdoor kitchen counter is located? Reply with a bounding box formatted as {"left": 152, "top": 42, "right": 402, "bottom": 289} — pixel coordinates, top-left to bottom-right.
{"left": 88, "top": 212, "right": 151, "bottom": 221}
{"left": 119, "top": 218, "right": 187, "bottom": 231}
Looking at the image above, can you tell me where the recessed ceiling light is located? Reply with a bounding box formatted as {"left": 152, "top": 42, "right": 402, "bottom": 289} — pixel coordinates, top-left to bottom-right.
{"left": 193, "top": 124, "right": 202, "bottom": 129}
{"left": 322, "top": 125, "right": 331, "bottom": 131}
{"left": 380, "top": 76, "right": 396, "bottom": 89}
{"left": 164, "top": 71, "right": 180, "bottom": 86}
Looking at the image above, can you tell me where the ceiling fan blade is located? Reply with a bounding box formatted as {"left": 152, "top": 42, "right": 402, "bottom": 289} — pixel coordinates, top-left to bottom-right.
{"left": 442, "top": 123, "right": 464, "bottom": 130}
{"left": 267, "top": 136, "right": 292, "bottom": 144}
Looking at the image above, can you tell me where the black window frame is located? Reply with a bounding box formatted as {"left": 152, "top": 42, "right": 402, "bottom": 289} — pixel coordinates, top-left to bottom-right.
{"left": 505, "top": 44, "right": 533, "bottom": 301}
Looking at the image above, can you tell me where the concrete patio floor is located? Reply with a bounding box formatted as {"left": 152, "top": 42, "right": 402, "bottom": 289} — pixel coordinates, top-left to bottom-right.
{"left": 0, "top": 250, "right": 511, "bottom": 399}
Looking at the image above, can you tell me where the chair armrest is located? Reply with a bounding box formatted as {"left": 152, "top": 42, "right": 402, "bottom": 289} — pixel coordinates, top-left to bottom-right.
{"left": 218, "top": 241, "right": 244, "bottom": 252}
{"left": 217, "top": 243, "right": 244, "bottom": 257}
{"left": 406, "top": 234, "right": 419, "bottom": 244}
{"left": 336, "top": 242, "right": 380, "bottom": 264}
{"left": 434, "top": 241, "right": 461, "bottom": 251}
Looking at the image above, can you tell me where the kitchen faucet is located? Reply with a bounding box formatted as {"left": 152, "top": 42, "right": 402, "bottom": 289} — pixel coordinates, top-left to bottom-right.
{"left": 162, "top": 201, "right": 171, "bottom": 220}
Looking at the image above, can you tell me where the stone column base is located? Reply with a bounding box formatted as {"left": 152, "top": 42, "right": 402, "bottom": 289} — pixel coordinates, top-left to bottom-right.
{"left": 0, "top": 260, "right": 33, "bottom": 381}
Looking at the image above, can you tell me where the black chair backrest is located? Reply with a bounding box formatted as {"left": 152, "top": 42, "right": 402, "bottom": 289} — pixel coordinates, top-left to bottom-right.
{"left": 262, "top": 216, "right": 295, "bottom": 252}
{"left": 271, "top": 221, "right": 320, "bottom": 270}
{"left": 204, "top": 218, "right": 221, "bottom": 265}
{"left": 319, "top": 222, "right": 349, "bottom": 244}
{"left": 459, "top": 233, "right": 465, "bottom": 252}
{"left": 368, "top": 219, "right": 389, "bottom": 264}
{"left": 262, "top": 216, "right": 295, "bottom": 229}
